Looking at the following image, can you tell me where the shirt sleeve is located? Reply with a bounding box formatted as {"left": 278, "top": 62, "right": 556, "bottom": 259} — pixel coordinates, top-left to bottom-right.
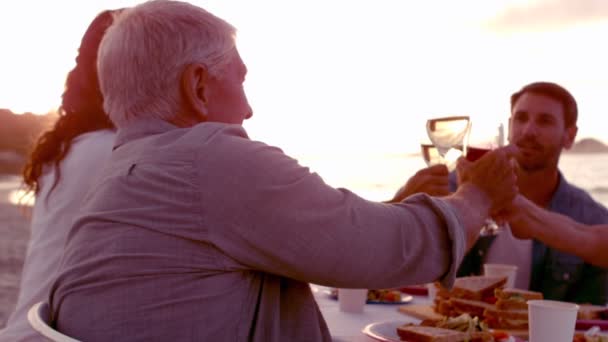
{"left": 197, "top": 126, "right": 466, "bottom": 289}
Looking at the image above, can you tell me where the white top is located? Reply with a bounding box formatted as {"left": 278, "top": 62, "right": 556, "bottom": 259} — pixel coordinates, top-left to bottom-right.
{"left": 485, "top": 227, "right": 533, "bottom": 290}
{"left": 0, "top": 130, "right": 115, "bottom": 342}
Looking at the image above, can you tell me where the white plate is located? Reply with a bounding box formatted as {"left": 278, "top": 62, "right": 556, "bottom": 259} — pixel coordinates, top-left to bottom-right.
{"left": 361, "top": 321, "right": 403, "bottom": 342}
{"left": 362, "top": 321, "right": 524, "bottom": 342}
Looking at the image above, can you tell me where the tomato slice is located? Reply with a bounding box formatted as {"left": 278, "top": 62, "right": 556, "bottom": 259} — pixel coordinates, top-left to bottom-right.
{"left": 491, "top": 330, "right": 510, "bottom": 339}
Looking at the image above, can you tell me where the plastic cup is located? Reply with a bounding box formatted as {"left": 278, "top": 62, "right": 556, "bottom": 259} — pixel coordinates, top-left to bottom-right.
{"left": 338, "top": 288, "right": 367, "bottom": 313}
{"left": 528, "top": 300, "right": 579, "bottom": 342}
{"left": 483, "top": 263, "right": 518, "bottom": 288}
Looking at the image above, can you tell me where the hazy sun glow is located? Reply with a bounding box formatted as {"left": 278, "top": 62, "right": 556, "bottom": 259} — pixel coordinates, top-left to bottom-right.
{"left": 1, "top": 0, "right": 607, "bottom": 155}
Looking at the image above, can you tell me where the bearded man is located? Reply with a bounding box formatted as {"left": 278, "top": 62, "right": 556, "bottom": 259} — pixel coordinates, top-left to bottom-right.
{"left": 456, "top": 82, "right": 608, "bottom": 305}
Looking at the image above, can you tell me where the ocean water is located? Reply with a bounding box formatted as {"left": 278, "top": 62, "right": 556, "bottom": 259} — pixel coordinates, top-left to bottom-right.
{"left": 298, "top": 152, "right": 608, "bottom": 207}
{"left": 3, "top": 152, "right": 608, "bottom": 208}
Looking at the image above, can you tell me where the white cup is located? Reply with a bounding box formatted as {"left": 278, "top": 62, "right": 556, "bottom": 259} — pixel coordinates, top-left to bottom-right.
{"left": 528, "top": 299, "right": 579, "bottom": 342}
{"left": 338, "top": 288, "right": 367, "bottom": 313}
{"left": 483, "top": 263, "right": 518, "bottom": 288}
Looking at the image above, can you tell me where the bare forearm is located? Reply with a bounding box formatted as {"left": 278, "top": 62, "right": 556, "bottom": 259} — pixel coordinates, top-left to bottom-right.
{"left": 515, "top": 202, "right": 608, "bottom": 268}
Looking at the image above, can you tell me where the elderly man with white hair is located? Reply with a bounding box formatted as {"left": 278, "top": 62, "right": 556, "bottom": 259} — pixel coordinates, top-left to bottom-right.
{"left": 48, "top": 0, "right": 518, "bottom": 341}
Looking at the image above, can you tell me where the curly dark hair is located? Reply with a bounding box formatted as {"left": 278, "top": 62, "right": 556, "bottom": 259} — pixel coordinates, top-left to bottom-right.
{"left": 22, "top": 9, "right": 121, "bottom": 194}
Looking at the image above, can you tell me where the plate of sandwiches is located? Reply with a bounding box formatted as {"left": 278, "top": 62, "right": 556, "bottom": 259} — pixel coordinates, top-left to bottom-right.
{"left": 398, "top": 276, "right": 539, "bottom": 339}
{"left": 432, "top": 276, "right": 540, "bottom": 338}
{"left": 327, "top": 288, "right": 414, "bottom": 304}
{"left": 397, "top": 275, "right": 608, "bottom": 341}
{"left": 362, "top": 315, "right": 524, "bottom": 341}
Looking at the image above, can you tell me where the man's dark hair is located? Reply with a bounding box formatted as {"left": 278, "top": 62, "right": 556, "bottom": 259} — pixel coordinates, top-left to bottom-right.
{"left": 510, "top": 82, "right": 578, "bottom": 128}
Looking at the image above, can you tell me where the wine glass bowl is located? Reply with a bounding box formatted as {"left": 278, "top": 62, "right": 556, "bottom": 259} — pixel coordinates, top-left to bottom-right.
{"left": 425, "top": 116, "right": 471, "bottom": 171}
{"left": 465, "top": 122, "right": 504, "bottom": 155}
{"left": 420, "top": 143, "right": 441, "bottom": 166}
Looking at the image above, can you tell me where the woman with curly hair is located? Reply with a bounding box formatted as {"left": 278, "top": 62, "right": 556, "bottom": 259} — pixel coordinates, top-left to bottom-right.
{"left": 0, "top": 8, "right": 122, "bottom": 340}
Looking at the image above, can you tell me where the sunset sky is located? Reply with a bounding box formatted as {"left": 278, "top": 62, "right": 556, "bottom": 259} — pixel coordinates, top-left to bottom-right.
{"left": 0, "top": 0, "right": 607, "bottom": 156}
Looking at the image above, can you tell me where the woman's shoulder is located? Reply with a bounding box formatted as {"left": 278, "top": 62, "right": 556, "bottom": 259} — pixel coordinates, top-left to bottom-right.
{"left": 72, "top": 129, "right": 116, "bottom": 145}
{"left": 62, "top": 129, "right": 116, "bottom": 165}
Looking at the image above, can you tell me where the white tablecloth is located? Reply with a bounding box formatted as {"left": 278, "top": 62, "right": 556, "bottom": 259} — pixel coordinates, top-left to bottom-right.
{"left": 311, "top": 284, "right": 430, "bottom": 341}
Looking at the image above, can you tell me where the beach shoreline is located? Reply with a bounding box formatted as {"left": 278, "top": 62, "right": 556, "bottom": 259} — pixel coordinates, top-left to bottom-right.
{"left": 0, "top": 175, "right": 30, "bottom": 328}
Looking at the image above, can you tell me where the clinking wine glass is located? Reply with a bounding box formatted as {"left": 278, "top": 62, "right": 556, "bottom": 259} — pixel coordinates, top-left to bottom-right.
{"left": 425, "top": 116, "right": 471, "bottom": 171}
{"left": 420, "top": 143, "right": 441, "bottom": 166}
{"left": 464, "top": 122, "right": 507, "bottom": 236}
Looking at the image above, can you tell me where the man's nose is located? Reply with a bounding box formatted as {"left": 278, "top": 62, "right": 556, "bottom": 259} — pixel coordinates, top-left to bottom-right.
{"left": 521, "top": 121, "right": 538, "bottom": 136}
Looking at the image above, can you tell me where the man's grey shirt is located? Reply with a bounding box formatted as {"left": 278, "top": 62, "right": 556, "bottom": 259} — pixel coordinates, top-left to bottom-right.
{"left": 50, "top": 119, "right": 467, "bottom": 341}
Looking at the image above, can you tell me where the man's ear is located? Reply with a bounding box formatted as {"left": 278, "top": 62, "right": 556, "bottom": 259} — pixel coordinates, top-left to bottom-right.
{"left": 563, "top": 125, "right": 578, "bottom": 150}
{"left": 181, "top": 63, "right": 210, "bottom": 122}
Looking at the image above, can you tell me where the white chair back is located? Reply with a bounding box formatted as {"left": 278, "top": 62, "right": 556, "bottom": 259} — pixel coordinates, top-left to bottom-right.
{"left": 27, "top": 301, "right": 81, "bottom": 342}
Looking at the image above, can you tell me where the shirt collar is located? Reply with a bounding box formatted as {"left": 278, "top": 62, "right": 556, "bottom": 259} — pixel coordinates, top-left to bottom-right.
{"left": 548, "top": 171, "right": 569, "bottom": 209}
{"left": 113, "top": 118, "right": 178, "bottom": 150}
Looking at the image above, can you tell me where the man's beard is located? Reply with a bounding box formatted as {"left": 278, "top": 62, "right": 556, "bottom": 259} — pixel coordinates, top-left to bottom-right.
{"left": 514, "top": 138, "right": 560, "bottom": 172}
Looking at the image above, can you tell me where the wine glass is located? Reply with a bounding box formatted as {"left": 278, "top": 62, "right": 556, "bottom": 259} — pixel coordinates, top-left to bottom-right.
{"left": 464, "top": 122, "right": 506, "bottom": 236}
{"left": 425, "top": 116, "right": 471, "bottom": 171}
{"left": 420, "top": 143, "right": 441, "bottom": 166}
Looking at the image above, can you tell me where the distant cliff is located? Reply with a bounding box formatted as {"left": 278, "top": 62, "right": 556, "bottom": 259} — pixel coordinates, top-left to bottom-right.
{"left": 566, "top": 138, "right": 608, "bottom": 154}
{"left": 0, "top": 109, "right": 57, "bottom": 174}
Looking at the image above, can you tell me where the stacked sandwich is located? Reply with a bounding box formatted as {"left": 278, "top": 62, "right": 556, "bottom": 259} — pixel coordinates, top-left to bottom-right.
{"left": 433, "top": 276, "right": 543, "bottom": 332}
{"left": 396, "top": 323, "right": 494, "bottom": 342}
{"left": 434, "top": 276, "right": 506, "bottom": 319}
{"left": 484, "top": 288, "right": 543, "bottom": 331}
{"left": 396, "top": 313, "right": 516, "bottom": 341}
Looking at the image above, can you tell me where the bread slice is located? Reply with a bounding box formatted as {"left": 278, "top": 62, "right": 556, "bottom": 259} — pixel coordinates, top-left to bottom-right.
{"left": 449, "top": 276, "right": 507, "bottom": 301}
{"left": 483, "top": 306, "right": 529, "bottom": 330}
{"left": 494, "top": 288, "right": 543, "bottom": 310}
{"left": 495, "top": 288, "right": 543, "bottom": 300}
{"left": 433, "top": 276, "right": 506, "bottom": 317}
{"left": 396, "top": 325, "right": 467, "bottom": 342}
{"left": 449, "top": 298, "right": 495, "bottom": 318}
{"left": 396, "top": 324, "right": 493, "bottom": 342}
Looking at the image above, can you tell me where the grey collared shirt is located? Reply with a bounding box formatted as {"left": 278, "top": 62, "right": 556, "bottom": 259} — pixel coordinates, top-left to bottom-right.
{"left": 49, "top": 119, "right": 466, "bottom": 341}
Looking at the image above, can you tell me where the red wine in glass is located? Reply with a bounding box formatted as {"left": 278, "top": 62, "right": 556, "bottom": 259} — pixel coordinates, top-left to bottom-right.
{"left": 465, "top": 144, "right": 506, "bottom": 236}
{"left": 465, "top": 146, "right": 491, "bottom": 162}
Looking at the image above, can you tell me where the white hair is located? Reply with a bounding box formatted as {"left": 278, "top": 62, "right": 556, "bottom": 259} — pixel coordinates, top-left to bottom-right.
{"left": 97, "top": 0, "right": 237, "bottom": 127}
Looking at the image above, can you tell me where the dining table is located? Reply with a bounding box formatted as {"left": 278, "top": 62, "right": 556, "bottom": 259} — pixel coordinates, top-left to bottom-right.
{"left": 310, "top": 284, "right": 429, "bottom": 341}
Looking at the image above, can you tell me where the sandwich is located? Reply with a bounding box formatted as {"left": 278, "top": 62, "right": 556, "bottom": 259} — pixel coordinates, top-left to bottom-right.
{"left": 396, "top": 325, "right": 493, "bottom": 342}
{"left": 396, "top": 325, "right": 468, "bottom": 342}
{"left": 439, "top": 276, "right": 507, "bottom": 302}
{"left": 449, "top": 298, "right": 496, "bottom": 318}
{"left": 434, "top": 276, "right": 507, "bottom": 317}
{"left": 494, "top": 288, "right": 543, "bottom": 310}
{"left": 483, "top": 306, "right": 529, "bottom": 330}
{"left": 397, "top": 314, "right": 495, "bottom": 342}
